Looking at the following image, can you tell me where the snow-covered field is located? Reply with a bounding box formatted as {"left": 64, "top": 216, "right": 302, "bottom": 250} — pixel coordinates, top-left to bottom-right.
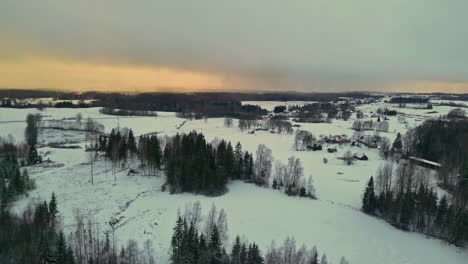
{"left": 2, "top": 101, "right": 468, "bottom": 264}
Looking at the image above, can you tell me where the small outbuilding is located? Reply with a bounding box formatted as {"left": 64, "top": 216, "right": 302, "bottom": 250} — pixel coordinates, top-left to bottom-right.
{"left": 354, "top": 153, "right": 369, "bottom": 161}
{"left": 327, "top": 148, "right": 337, "bottom": 153}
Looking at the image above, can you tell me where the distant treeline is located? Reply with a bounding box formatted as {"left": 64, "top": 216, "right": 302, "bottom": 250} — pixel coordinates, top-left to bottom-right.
{"left": 388, "top": 97, "right": 429, "bottom": 104}
{"left": 1, "top": 90, "right": 381, "bottom": 116}
{"left": 292, "top": 102, "right": 353, "bottom": 123}
{"left": 0, "top": 89, "right": 378, "bottom": 101}
{"left": 93, "top": 93, "right": 269, "bottom": 118}
{"left": 99, "top": 107, "right": 158, "bottom": 117}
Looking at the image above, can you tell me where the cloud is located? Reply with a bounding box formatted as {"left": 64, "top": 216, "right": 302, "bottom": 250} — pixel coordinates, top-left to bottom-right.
{"left": 1, "top": 0, "right": 468, "bottom": 93}
{"left": 0, "top": 56, "right": 225, "bottom": 92}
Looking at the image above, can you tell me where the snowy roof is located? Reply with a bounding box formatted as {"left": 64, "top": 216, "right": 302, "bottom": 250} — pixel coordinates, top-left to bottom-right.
{"left": 408, "top": 156, "right": 442, "bottom": 167}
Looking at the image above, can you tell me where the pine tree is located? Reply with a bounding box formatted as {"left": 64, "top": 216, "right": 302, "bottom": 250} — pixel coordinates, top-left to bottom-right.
{"left": 171, "top": 217, "right": 184, "bottom": 264}
{"left": 11, "top": 166, "right": 24, "bottom": 195}
{"left": 23, "top": 169, "right": 33, "bottom": 190}
{"left": 209, "top": 225, "right": 223, "bottom": 264}
{"left": 310, "top": 246, "right": 319, "bottom": 264}
{"left": 38, "top": 235, "right": 53, "bottom": 264}
{"left": 233, "top": 142, "right": 244, "bottom": 180}
{"left": 362, "top": 176, "right": 376, "bottom": 214}
{"left": 198, "top": 234, "right": 209, "bottom": 264}
{"left": 28, "top": 145, "right": 39, "bottom": 165}
{"left": 246, "top": 243, "right": 263, "bottom": 264}
{"left": 118, "top": 136, "right": 128, "bottom": 162}
{"left": 127, "top": 129, "right": 137, "bottom": 154}
{"left": 150, "top": 136, "right": 162, "bottom": 170}
{"left": 56, "top": 231, "right": 67, "bottom": 263}
{"left": 231, "top": 236, "right": 242, "bottom": 264}
{"left": 239, "top": 243, "right": 248, "bottom": 264}
{"left": 435, "top": 195, "right": 448, "bottom": 233}
{"left": 49, "top": 192, "right": 58, "bottom": 230}
{"left": 393, "top": 133, "right": 403, "bottom": 151}
{"left": 67, "top": 245, "right": 75, "bottom": 264}
{"left": 106, "top": 129, "right": 116, "bottom": 157}
{"left": 0, "top": 185, "right": 9, "bottom": 218}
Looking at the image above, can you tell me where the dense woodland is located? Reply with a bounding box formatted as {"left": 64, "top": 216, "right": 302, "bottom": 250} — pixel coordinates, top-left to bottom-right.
{"left": 405, "top": 119, "right": 468, "bottom": 188}
{"left": 0, "top": 145, "right": 35, "bottom": 216}
{"left": 292, "top": 102, "right": 353, "bottom": 123}
{"left": 99, "top": 107, "right": 158, "bottom": 117}
{"left": 360, "top": 117, "right": 468, "bottom": 246}
{"left": 162, "top": 132, "right": 254, "bottom": 195}
{"left": 362, "top": 162, "right": 468, "bottom": 246}
{"left": 96, "top": 129, "right": 316, "bottom": 199}
{"left": 96, "top": 130, "right": 255, "bottom": 195}
{"left": 388, "top": 97, "right": 429, "bottom": 104}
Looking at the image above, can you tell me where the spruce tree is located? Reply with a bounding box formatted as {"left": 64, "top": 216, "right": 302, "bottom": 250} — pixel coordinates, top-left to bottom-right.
{"left": 310, "top": 246, "right": 319, "bottom": 264}
{"left": 231, "top": 236, "right": 242, "bottom": 264}
{"left": 127, "top": 129, "right": 137, "bottom": 154}
{"left": 239, "top": 243, "right": 248, "bottom": 264}
{"left": 198, "top": 234, "right": 209, "bottom": 264}
{"left": 233, "top": 143, "right": 244, "bottom": 180}
{"left": 11, "top": 166, "right": 24, "bottom": 195}
{"left": 67, "top": 245, "right": 75, "bottom": 264}
{"left": 435, "top": 195, "right": 448, "bottom": 232}
{"left": 0, "top": 185, "right": 9, "bottom": 218}
{"left": 362, "top": 176, "right": 376, "bottom": 214}
{"left": 246, "top": 243, "right": 263, "bottom": 264}
{"left": 393, "top": 133, "right": 403, "bottom": 151}
{"left": 171, "top": 217, "right": 184, "bottom": 264}
{"left": 38, "top": 235, "right": 53, "bottom": 264}
{"left": 56, "top": 231, "right": 67, "bottom": 264}
{"left": 49, "top": 192, "right": 58, "bottom": 230}
{"left": 209, "top": 225, "right": 223, "bottom": 264}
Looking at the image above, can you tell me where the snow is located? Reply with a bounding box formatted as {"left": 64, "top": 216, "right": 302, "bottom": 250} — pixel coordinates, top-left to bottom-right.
{"left": 1, "top": 100, "right": 467, "bottom": 264}
{"left": 409, "top": 156, "right": 442, "bottom": 167}
{"left": 242, "top": 101, "right": 316, "bottom": 111}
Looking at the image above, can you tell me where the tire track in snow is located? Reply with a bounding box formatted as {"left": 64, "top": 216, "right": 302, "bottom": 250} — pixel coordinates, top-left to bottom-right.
{"left": 110, "top": 189, "right": 157, "bottom": 230}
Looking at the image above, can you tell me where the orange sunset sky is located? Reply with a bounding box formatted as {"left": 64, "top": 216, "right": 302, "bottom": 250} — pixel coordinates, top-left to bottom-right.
{"left": 1, "top": 1, "right": 468, "bottom": 94}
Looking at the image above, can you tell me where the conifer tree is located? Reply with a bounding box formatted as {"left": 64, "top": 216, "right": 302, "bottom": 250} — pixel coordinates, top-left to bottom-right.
{"left": 49, "top": 192, "right": 58, "bottom": 229}
{"left": 362, "top": 176, "right": 376, "bottom": 214}
{"left": 246, "top": 243, "right": 263, "bottom": 264}
{"left": 231, "top": 236, "right": 242, "bottom": 264}
{"left": 233, "top": 143, "right": 244, "bottom": 180}
{"left": 310, "top": 246, "right": 319, "bottom": 264}
{"left": 0, "top": 185, "right": 9, "bottom": 218}
{"left": 435, "top": 195, "right": 448, "bottom": 231}
{"left": 392, "top": 133, "right": 403, "bottom": 151}
{"left": 209, "top": 225, "right": 223, "bottom": 264}
{"left": 38, "top": 234, "right": 53, "bottom": 264}
{"left": 127, "top": 129, "right": 137, "bottom": 154}
{"left": 171, "top": 217, "right": 184, "bottom": 264}
{"left": 198, "top": 233, "right": 209, "bottom": 264}
{"left": 56, "top": 231, "right": 68, "bottom": 263}
{"left": 11, "top": 166, "right": 24, "bottom": 195}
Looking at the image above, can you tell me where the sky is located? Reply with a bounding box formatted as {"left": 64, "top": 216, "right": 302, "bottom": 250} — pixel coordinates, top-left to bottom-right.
{"left": 1, "top": 0, "right": 468, "bottom": 93}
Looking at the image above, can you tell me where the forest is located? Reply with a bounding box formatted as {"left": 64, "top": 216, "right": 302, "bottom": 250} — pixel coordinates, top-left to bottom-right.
{"left": 362, "top": 162, "right": 468, "bottom": 246}
{"left": 292, "top": 102, "right": 353, "bottom": 123}
{"left": 406, "top": 119, "right": 468, "bottom": 188}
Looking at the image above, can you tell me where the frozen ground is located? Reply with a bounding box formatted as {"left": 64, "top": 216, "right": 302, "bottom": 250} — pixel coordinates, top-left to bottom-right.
{"left": 1, "top": 101, "right": 467, "bottom": 264}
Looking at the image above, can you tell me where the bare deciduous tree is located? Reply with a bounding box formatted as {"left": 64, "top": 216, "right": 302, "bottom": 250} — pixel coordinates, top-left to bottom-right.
{"left": 254, "top": 144, "right": 273, "bottom": 186}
